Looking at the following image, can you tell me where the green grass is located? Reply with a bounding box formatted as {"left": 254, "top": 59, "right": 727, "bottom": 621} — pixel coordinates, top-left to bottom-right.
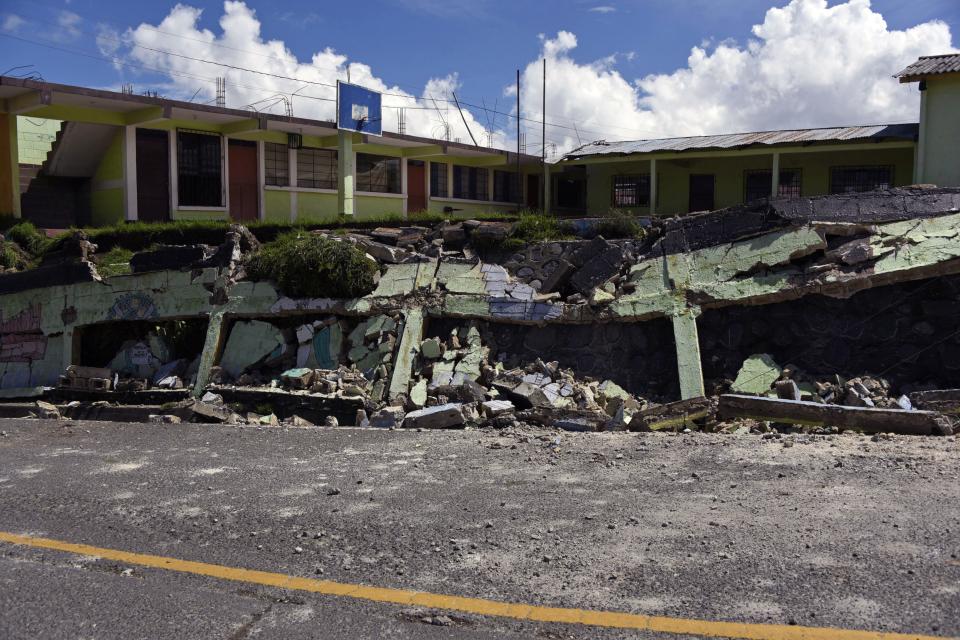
{"left": 246, "top": 230, "right": 379, "bottom": 298}
{"left": 596, "top": 209, "right": 645, "bottom": 240}
{"left": 5, "top": 221, "right": 53, "bottom": 257}
{"left": 511, "top": 211, "right": 575, "bottom": 243}
{"left": 94, "top": 246, "right": 134, "bottom": 277}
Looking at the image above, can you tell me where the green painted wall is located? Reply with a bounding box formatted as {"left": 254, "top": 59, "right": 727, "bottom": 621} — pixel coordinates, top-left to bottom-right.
{"left": 263, "top": 189, "right": 291, "bottom": 222}
{"left": 583, "top": 146, "right": 916, "bottom": 216}
{"left": 17, "top": 117, "right": 60, "bottom": 166}
{"left": 297, "top": 191, "right": 339, "bottom": 223}
{"left": 919, "top": 75, "right": 960, "bottom": 188}
{"left": 90, "top": 130, "right": 124, "bottom": 226}
{"left": 174, "top": 209, "right": 229, "bottom": 221}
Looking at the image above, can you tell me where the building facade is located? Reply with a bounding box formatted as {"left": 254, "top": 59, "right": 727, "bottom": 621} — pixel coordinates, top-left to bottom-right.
{"left": 0, "top": 78, "right": 540, "bottom": 228}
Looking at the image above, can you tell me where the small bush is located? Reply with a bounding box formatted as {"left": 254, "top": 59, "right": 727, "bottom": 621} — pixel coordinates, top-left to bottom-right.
{"left": 597, "top": 209, "right": 645, "bottom": 239}
{"left": 246, "top": 231, "right": 378, "bottom": 298}
{"left": 0, "top": 241, "right": 27, "bottom": 270}
{"left": 511, "top": 211, "right": 575, "bottom": 243}
{"left": 5, "top": 221, "right": 52, "bottom": 257}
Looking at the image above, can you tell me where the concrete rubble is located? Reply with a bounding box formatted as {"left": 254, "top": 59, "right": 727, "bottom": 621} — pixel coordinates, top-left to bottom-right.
{"left": 2, "top": 188, "right": 960, "bottom": 435}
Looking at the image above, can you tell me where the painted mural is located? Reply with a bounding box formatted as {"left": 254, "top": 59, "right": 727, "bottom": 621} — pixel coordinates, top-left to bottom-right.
{"left": 0, "top": 303, "right": 47, "bottom": 363}
{"left": 106, "top": 292, "right": 158, "bottom": 321}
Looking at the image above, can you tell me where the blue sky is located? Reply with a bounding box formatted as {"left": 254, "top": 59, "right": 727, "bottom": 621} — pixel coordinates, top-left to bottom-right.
{"left": 1, "top": 0, "right": 957, "bottom": 150}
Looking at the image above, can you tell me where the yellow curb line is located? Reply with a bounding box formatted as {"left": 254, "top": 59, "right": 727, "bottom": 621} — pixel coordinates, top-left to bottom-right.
{"left": 0, "top": 531, "right": 950, "bottom": 640}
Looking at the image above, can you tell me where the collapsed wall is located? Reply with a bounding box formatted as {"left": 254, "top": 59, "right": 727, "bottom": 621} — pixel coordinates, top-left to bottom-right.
{"left": 2, "top": 186, "right": 960, "bottom": 432}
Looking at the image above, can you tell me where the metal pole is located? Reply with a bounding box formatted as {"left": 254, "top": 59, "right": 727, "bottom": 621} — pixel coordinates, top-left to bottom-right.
{"left": 516, "top": 69, "right": 522, "bottom": 208}
{"left": 542, "top": 57, "right": 547, "bottom": 213}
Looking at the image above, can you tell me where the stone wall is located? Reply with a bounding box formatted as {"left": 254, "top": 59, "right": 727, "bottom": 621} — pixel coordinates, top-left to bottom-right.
{"left": 698, "top": 274, "right": 960, "bottom": 392}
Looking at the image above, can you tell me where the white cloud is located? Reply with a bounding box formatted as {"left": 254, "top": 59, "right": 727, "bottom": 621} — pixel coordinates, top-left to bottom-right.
{"left": 2, "top": 14, "right": 24, "bottom": 33}
{"left": 118, "top": 1, "right": 499, "bottom": 144}
{"left": 56, "top": 10, "right": 82, "bottom": 41}
{"left": 519, "top": 0, "right": 955, "bottom": 153}
{"left": 589, "top": 6, "right": 616, "bottom": 14}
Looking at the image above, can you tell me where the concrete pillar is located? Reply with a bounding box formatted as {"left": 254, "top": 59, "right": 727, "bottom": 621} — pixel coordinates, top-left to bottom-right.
{"left": 649, "top": 158, "right": 657, "bottom": 215}
{"left": 401, "top": 157, "right": 408, "bottom": 219}
{"left": 337, "top": 130, "right": 355, "bottom": 216}
{"left": 192, "top": 311, "right": 227, "bottom": 397}
{"left": 671, "top": 308, "right": 705, "bottom": 400}
{"left": 122, "top": 125, "right": 138, "bottom": 221}
{"left": 389, "top": 308, "right": 424, "bottom": 403}
{"left": 543, "top": 163, "right": 551, "bottom": 215}
{"left": 0, "top": 113, "right": 21, "bottom": 218}
{"left": 288, "top": 146, "right": 298, "bottom": 222}
{"left": 256, "top": 140, "right": 266, "bottom": 221}
{"left": 770, "top": 152, "right": 780, "bottom": 199}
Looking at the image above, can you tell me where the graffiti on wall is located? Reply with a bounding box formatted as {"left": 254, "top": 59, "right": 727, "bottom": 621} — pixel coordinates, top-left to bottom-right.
{"left": 106, "top": 292, "right": 158, "bottom": 321}
{"left": 0, "top": 303, "right": 47, "bottom": 363}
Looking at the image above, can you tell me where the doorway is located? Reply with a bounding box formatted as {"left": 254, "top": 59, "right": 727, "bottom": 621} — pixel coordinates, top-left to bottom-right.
{"left": 526, "top": 174, "right": 540, "bottom": 209}
{"left": 135, "top": 129, "right": 170, "bottom": 222}
{"left": 228, "top": 140, "right": 258, "bottom": 221}
{"left": 688, "top": 174, "right": 715, "bottom": 212}
{"left": 407, "top": 160, "right": 426, "bottom": 213}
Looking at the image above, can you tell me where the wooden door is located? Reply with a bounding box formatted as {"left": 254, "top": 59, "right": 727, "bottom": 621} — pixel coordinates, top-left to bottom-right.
{"left": 228, "top": 140, "right": 258, "bottom": 221}
{"left": 135, "top": 129, "right": 170, "bottom": 222}
{"left": 688, "top": 174, "right": 715, "bottom": 212}
{"left": 407, "top": 160, "right": 426, "bottom": 213}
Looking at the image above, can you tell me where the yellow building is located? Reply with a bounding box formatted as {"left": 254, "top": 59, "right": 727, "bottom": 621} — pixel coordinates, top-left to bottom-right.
{"left": 552, "top": 53, "right": 960, "bottom": 217}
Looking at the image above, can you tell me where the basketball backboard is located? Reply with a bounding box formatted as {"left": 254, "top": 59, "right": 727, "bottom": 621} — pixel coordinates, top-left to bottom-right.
{"left": 337, "top": 81, "right": 382, "bottom": 135}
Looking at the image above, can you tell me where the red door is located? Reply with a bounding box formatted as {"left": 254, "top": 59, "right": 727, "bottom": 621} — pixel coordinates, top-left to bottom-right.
{"left": 228, "top": 140, "right": 258, "bottom": 221}
{"left": 407, "top": 161, "right": 426, "bottom": 213}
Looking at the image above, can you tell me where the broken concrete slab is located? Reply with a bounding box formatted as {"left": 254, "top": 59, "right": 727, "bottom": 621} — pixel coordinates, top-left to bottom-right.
{"left": 370, "top": 406, "right": 404, "bottom": 428}
{"left": 629, "top": 397, "right": 714, "bottom": 431}
{"left": 401, "top": 403, "right": 465, "bottom": 429}
{"left": 731, "top": 353, "right": 782, "bottom": 395}
{"left": 718, "top": 394, "right": 953, "bottom": 435}
{"left": 481, "top": 399, "right": 515, "bottom": 417}
{"left": 219, "top": 320, "right": 283, "bottom": 379}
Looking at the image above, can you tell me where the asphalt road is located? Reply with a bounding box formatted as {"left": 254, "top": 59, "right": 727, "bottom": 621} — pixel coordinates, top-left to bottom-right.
{"left": 0, "top": 418, "right": 957, "bottom": 639}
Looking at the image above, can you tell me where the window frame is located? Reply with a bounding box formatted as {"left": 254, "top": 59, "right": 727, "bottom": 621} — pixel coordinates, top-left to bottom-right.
{"left": 264, "top": 142, "right": 290, "bottom": 187}
{"left": 176, "top": 129, "right": 224, "bottom": 208}
{"left": 430, "top": 162, "right": 449, "bottom": 198}
{"left": 610, "top": 174, "right": 650, "bottom": 208}
{"left": 452, "top": 165, "right": 490, "bottom": 201}
{"left": 828, "top": 165, "right": 895, "bottom": 195}
{"left": 743, "top": 168, "right": 803, "bottom": 202}
{"left": 492, "top": 170, "right": 520, "bottom": 203}
{"left": 297, "top": 147, "right": 338, "bottom": 190}
{"left": 356, "top": 153, "right": 401, "bottom": 194}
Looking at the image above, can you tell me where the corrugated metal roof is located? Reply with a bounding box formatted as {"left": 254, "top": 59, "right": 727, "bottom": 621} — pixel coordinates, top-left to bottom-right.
{"left": 563, "top": 123, "right": 918, "bottom": 160}
{"left": 895, "top": 53, "right": 960, "bottom": 80}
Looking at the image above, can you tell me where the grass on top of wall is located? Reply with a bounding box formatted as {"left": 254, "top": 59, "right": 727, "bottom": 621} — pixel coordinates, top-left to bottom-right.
{"left": 46, "top": 210, "right": 516, "bottom": 253}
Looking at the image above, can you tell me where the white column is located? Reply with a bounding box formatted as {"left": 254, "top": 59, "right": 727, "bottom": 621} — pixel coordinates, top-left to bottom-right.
{"left": 771, "top": 151, "right": 780, "bottom": 199}
{"left": 222, "top": 135, "right": 230, "bottom": 214}
{"left": 447, "top": 161, "right": 454, "bottom": 199}
{"left": 256, "top": 140, "right": 265, "bottom": 221}
{"left": 401, "top": 156, "right": 408, "bottom": 219}
{"left": 543, "top": 164, "right": 551, "bottom": 214}
{"left": 649, "top": 158, "right": 657, "bottom": 215}
{"left": 425, "top": 161, "right": 432, "bottom": 209}
{"left": 487, "top": 167, "right": 494, "bottom": 203}
{"left": 288, "top": 146, "right": 298, "bottom": 222}
{"left": 168, "top": 130, "right": 178, "bottom": 212}
{"left": 122, "top": 125, "right": 138, "bottom": 221}
{"left": 337, "top": 131, "right": 355, "bottom": 216}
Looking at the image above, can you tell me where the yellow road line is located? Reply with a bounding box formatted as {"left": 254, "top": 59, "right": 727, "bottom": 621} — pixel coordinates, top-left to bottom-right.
{"left": 0, "top": 530, "right": 950, "bottom": 640}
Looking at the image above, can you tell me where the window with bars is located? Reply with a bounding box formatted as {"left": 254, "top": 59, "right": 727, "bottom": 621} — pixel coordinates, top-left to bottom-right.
{"left": 829, "top": 166, "right": 894, "bottom": 194}
{"left": 264, "top": 142, "right": 289, "bottom": 187}
{"left": 177, "top": 130, "right": 222, "bottom": 207}
{"left": 356, "top": 154, "right": 400, "bottom": 193}
{"left": 453, "top": 166, "right": 489, "bottom": 201}
{"left": 611, "top": 174, "right": 650, "bottom": 207}
{"left": 493, "top": 170, "right": 520, "bottom": 203}
{"left": 430, "top": 162, "right": 448, "bottom": 197}
{"left": 744, "top": 169, "right": 802, "bottom": 202}
{"left": 297, "top": 148, "right": 337, "bottom": 189}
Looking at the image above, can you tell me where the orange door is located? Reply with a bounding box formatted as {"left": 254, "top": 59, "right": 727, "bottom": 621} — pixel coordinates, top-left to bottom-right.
{"left": 407, "top": 161, "right": 426, "bottom": 213}
{"left": 228, "top": 140, "right": 258, "bottom": 221}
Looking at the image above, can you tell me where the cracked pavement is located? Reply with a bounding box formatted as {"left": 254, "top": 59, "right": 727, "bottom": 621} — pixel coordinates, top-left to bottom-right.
{"left": 0, "top": 419, "right": 957, "bottom": 639}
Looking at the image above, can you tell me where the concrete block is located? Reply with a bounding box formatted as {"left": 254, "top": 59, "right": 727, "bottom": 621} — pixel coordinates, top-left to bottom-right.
{"left": 402, "top": 403, "right": 465, "bottom": 429}
{"left": 730, "top": 353, "right": 781, "bottom": 395}
{"left": 481, "top": 399, "right": 515, "bottom": 417}
{"left": 370, "top": 406, "right": 404, "bottom": 428}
